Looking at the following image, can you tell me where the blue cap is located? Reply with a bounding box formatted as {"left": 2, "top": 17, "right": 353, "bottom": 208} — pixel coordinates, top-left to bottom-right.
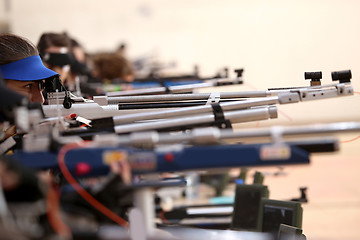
{"left": 0, "top": 55, "right": 59, "bottom": 81}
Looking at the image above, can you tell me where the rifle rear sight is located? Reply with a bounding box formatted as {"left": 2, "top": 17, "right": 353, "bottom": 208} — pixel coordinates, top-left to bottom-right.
{"left": 332, "top": 70, "right": 351, "bottom": 83}
{"left": 234, "top": 69, "right": 244, "bottom": 78}
{"left": 304, "top": 71, "right": 322, "bottom": 86}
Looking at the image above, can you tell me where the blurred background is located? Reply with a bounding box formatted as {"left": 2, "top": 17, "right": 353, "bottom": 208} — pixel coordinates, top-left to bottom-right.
{"left": 2, "top": 0, "right": 359, "bottom": 123}
{"left": 1, "top": 1, "right": 359, "bottom": 239}
{"left": 1, "top": 0, "right": 359, "bottom": 84}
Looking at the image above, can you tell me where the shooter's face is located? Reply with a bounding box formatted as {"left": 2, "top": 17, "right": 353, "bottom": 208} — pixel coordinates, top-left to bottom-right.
{"left": 5, "top": 80, "right": 45, "bottom": 104}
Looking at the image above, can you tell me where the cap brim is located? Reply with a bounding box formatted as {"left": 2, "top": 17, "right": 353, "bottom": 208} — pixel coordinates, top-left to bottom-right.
{"left": 0, "top": 55, "right": 59, "bottom": 81}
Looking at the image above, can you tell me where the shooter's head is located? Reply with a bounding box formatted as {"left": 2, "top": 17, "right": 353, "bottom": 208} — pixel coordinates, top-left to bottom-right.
{"left": 0, "top": 33, "right": 59, "bottom": 104}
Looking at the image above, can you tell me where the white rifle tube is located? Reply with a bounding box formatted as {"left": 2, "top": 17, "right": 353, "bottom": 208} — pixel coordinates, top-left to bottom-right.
{"left": 114, "top": 106, "right": 277, "bottom": 134}
{"left": 107, "top": 91, "right": 269, "bottom": 104}
{"left": 112, "top": 93, "right": 297, "bottom": 125}
{"left": 221, "top": 121, "right": 360, "bottom": 140}
{"left": 109, "top": 121, "right": 360, "bottom": 146}
{"left": 42, "top": 103, "right": 121, "bottom": 119}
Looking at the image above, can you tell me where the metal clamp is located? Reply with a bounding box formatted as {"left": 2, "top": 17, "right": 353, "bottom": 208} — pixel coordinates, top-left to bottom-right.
{"left": 206, "top": 92, "right": 220, "bottom": 105}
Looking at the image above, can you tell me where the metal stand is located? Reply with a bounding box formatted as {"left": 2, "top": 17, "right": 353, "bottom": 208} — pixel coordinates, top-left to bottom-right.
{"left": 131, "top": 187, "right": 156, "bottom": 237}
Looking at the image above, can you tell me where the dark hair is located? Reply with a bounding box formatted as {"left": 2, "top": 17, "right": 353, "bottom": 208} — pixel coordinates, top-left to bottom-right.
{"left": 92, "top": 53, "right": 134, "bottom": 80}
{"left": 0, "top": 33, "right": 39, "bottom": 65}
{"left": 37, "top": 32, "right": 72, "bottom": 53}
{"left": 70, "top": 38, "right": 81, "bottom": 48}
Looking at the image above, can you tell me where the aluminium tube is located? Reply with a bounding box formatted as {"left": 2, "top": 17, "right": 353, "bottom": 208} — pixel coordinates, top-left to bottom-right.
{"left": 107, "top": 91, "right": 269, "bottom": 104}
{"left": 114, "top": 106, "right": 277, "bottom": 134}
{"left": 112, "top": 93, "right": 298, "bottom": 125}
{"left": 106, "top": 83, "right": 214, "bottom": 97}
{"left": 111, "top": 121, "right": 360, "bottom": 146}
{"left": 106, "top": 78, "right": 241, "bottom": 97}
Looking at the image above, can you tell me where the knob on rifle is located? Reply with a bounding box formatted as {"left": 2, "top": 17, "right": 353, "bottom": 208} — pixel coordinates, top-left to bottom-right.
{"left": 304, "top": 71, "right": 322, "bottom": 86}
{"left": 331, "top": 70, "right": 351, "bottom": 83}
{"left": 234, "top": 68, "right": 244, "bottom": 78}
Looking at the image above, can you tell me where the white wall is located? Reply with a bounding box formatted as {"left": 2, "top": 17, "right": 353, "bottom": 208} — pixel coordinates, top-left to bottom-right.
{"left": 4, "top": 0, "right": 360, "bottom": 123}
{"left": 0, "top": 0, "right": 8, "bottom": 19}
{"left": 7, "top": 1, "right": 360, "bottom": 74}
{"left": 0, "top": 0, "right": 10, "bottom": 31}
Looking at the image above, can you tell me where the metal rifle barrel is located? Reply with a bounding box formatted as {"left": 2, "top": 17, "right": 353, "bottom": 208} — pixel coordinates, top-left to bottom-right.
{"left": 112, "top": 121, "right": 360, "bottom": 146}
{"left": 106, "top": 78, "right": 242, "bottom": 97}
{"left": 107, "top": 91, "right": 268, "bottom": 104}
{"left": 220, "top": 121, "right": 360, "bottom": 140}
{"left": 114, "top": 106, "right": 277, "bottom": 134}
{"left": 118, "top": 101, "right": 209, "bottom": 109}
{"left": 112, "top": 94, "right": 297, "bottom": 125}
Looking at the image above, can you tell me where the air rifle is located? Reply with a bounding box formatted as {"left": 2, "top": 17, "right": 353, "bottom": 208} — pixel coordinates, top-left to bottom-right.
{"left": 13, "top": 121, "right": 360, "bottom": 177}
{"left": 105, "top": 74, "right": 244, "bottom": 97}
{"left": 41, "top": 72, "right": 353, "bottom": 122}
